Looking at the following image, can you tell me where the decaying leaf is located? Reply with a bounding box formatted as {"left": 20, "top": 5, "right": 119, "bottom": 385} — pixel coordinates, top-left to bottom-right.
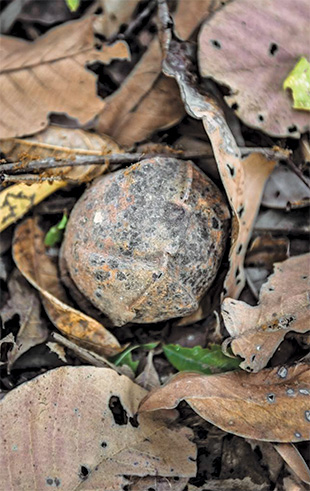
{"left": 97, "top": 38, "right": 184, "bottom": 147}
{"left": 283, "top": 57, "right": 310, "bottom": 111}
{"left": 0, "top": 180, "right": 67, "bottom": 233}
{"left": 255, "top": 208, "right": 310, "bottom": 236}
{"left": 222, "top": 254, "right": 310, "bottom": 372}
{"left": 0, "top": 333, "right": 15, "bottom": 366}
{"left": 140, "top": 363, "right": 310, "bottom": 443}
{"left": 262, "top": 165, "right": 310, "bottom": 210}
{"left": 198, "top": 0, "right": 310, "bottom": 137}
{"left": 135, "top": 351, "right": 161, "bottom": 391}
{"left": 0, "top": 17, "right": 129, "bottom": 139}
{"left": 0, "top": 269, "right": 48, "bottom": 369}
{"left": 97, "top": 0, "right": 140, "bottom": 38}
{"left": 0, "top": 126, "right": 121, "bottom": 231}
{"left": 97, "top": 0, "right": 228, "bottom": 147}
{"left": 46, "top": 342, "right": 67, "bottom": 363}
{"left": 274, "top": 443, "right": 310, "bottom": 485}
{"left": 245, "top": 234, "right": 289, "bottom": 270}
{"left": 160, "top": 33, "right": 275, "bottom": 298}
{"left": 13, "top": 217, "right": 121, "bottom": 356}
{"left": 0, "top": 366, "right": 196, "bottom": 490}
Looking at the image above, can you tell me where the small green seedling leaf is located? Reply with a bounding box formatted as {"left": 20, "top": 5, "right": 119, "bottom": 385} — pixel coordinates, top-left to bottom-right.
{"left": 163, "top": 344, "right": 241, "bottom": 374}
{"left": 65, "top": 0, "right": 80, "bottom": 12}
{"left": 44, "top": 213, "right": 68, "bottom": 247}
{"left": 283, "top": 57, "right": 310, "bottom": 111}
{"left": 110, "top": 342, "right": 159, "bottom": 374}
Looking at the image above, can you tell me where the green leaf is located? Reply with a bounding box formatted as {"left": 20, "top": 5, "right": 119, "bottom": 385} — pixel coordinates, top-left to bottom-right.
{"left": 44, "top": 213, "right": 68, "bottom": 247}
{"left": 163, "top": 344, "right": 240, "bottom": 374}
{"left": 110, "top": 342, "right": 159, "bottom": 374}
{"left": 283, "top": 57, "right": 310, "bottom": 111}
{"left": 65, "top": 0, "right": 80, "bottom": 12}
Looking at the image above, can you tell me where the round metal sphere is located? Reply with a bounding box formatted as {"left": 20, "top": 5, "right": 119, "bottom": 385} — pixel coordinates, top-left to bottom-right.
{"left": 62, "top": 158, "right": 230, "bottom": 326}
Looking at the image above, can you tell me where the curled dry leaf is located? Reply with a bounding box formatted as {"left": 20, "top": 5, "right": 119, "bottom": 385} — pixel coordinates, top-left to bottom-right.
{"left": 97, "top": 0, "right": 228, "bottom": 147}
{"left": 0, "top": 16, "right": 129, "bottom": 139}
{"left": 0, "top": 126, "right": 121, "bottom": 231}
{"left": 160, "top": 34, "right": 275, "bottom": 298}
{"left": 274, "top": 443, "right": 310, "bottom": 485}
{"left": 13, "top": 217, "right": 121, "bottom": 356}
{"left": 222, "top": 254, "right": 310, "bottom": 372}
{"left": 198, "top": 0, "right": 310, "bottom": 138}
{"left": 0, "top": 269, "right": 48, "bottom": 370}
{"left": 97, "top": 38, "right": 184, "bottom": 147}
{"left": 0, "top": 366, "right": 196, "bottom": 490}
{"left": 140, "top": 363, "right": 310, "bottom": 443}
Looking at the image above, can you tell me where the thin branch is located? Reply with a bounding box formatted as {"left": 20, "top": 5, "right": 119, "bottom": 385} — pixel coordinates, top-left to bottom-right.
{"left": 0, "top": 150, "right": 213, "bottom": 175}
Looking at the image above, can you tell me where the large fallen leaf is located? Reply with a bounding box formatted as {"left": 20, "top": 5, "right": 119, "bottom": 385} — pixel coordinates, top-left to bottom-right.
{"left": 198, "top": 0, "right": 310, "bottom": 137}
{"left": 222, "top": 254, "right": 310, "bottom": 372}
{"left": 13, "top": 217, "right": 121, "bottom": 356}
{"left": 0, "top": 17, "right": 129, "bottom": 139}
{"left": 140, "top": 363, "right": 310, "bottom": 443}
{"left": 0, "top": 366, "right": 196, "bottom": 490}
{"left": 97, "top": 0, "right": 228, "bottom": 147}
{"left": 0, "top": 269, "right": 48, "bottom": 369}
{"left": 0, "top": 126, "right": 121, "bottom": 231}
{"left": 160, "top": 31, "right": 275, "bottom": 298}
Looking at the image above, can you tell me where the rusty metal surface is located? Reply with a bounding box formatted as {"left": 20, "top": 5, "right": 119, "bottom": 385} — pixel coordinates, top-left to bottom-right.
{"left": 62, "top": 158, "right": 230, "bottom": 326}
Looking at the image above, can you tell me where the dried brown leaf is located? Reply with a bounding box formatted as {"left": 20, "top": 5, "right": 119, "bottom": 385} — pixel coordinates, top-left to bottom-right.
{"left": 222, "top": 254, "right": 310, "bottom": 372}
{"left": 0, "top": 126, "right": 121, "bottom": 231}
{"left": 245, "top": 234, "right": 289, "bottom": 270}
{"left": 0, "top": 366, "right": 196, "bottom": 490}
{"left": 97, "top": 0, "right": 227, "bottom": 147}
{"left": 161, "top": 37, "right": 275, "bottom": 298}
{"left": 140, "top": 363, "right": 310, "bottom": 443}
{"left": 0, "top": 269, "right": 48, "bottom": 369}
{"left": 262, "top": 166, "right": 310, "bottom": 210}
{"left": 13, "top": 217, "right": 121, "bottom": 356}
{"left": 198, "top": 0, "right": 310, "bottom": 137}
{"left": 0, "top": 17, "right": 129, "bottom": 139}
{"left": 97, "top": 0, "right": 140, "bottom": 38}
{"left": 274, "top": 443, "right": 310, "bottom": 485}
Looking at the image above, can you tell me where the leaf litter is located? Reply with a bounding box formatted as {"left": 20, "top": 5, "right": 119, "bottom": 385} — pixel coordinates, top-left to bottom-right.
{"left": 222, "top": 254, "right": 310, "bottom": 372}
{"left": 140, "top": 362, "right": 310, "bottom": 443}
{"left": 0, "top": 0, "right": 310, "bottom": 488}
{"left": 13, "top": 217, "right": 121, "bottom": 356}
{"left": 0, "top": 366, "right": 196, "bottom": 490}
{"left": 0, "top": 268, "right": 48, "bottom": 370}
{"left": 0, "top": 17, "right": 129, "bottom": 139}
{"left": 0, "top": 126, "right": 121, "bottom": 231}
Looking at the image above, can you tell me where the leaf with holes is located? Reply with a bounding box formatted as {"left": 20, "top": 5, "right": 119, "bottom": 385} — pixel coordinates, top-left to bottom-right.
{"left": 0, "top": 367, "right": 196, "bottom": 490}
{"left": 163, "top": 344, "right": 240, "bottom": 374}
{"left": 198, "top": 0, "right": 310, "bottom": 136}
{"left": 222, "top": 254, "right": 310, "bottom": 372}
{"left": 140, "top": 363, "right": 310, "bottom": 443}
{"left": 13, "top": 217, "right": 121, "bottom": 357}
{"left": 160, "top": 35, "right": 275, "bottom": 299}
